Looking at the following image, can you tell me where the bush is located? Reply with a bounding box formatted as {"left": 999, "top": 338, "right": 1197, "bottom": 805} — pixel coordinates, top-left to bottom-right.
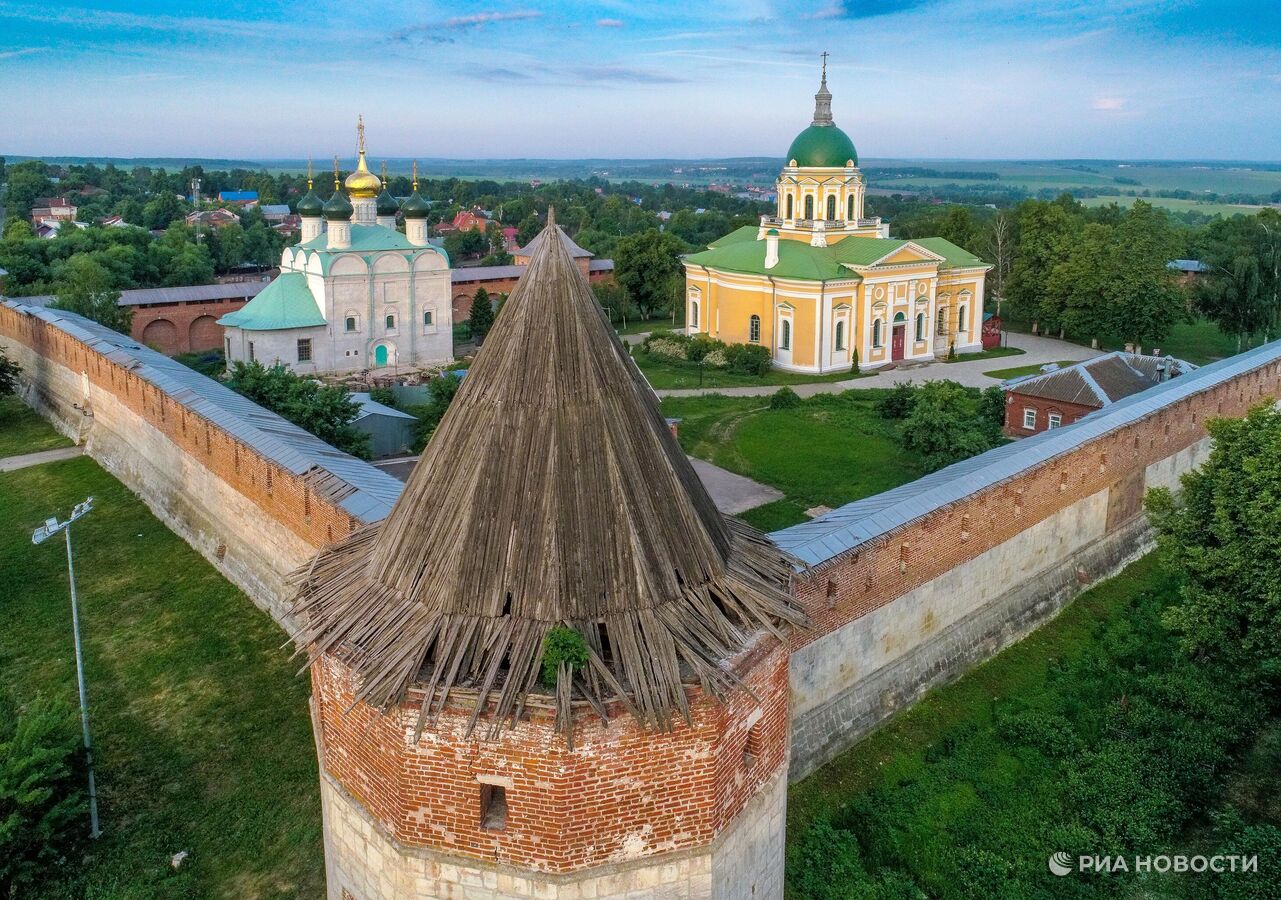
{"left": 541, "top": 627, "right": 590, "bottom": 686}
{"left": 686, "top": 334, "right": 723, "bottom": 363}
{"left": 875, "top": 383, "right": 918, "bottom": 419}
{"left": 368, "top": 386, "right": 397, "bottom": 409}
{"left": 1206, "top": 815, "right": 1281, "bottom": 899}
{"left": 978, "top": 384, "right": 1006, "bottom": 430}
{"left": 725, "top": 343, "right": 772, "bottom": 376}
{"left": 644, "top": 337, "right": 690, "bottom": 361}
{"left": 1063, "top": 741, "right": 1182, "bottom": 853}
{"left": 898, "top": 380, "right": 1000, "bottom": 472}
{"left": 851, "top": 347, "right": 860, "bottom": 376}
{"left": 0, "top": 694, "right": 83, "bottom": 895}
{"left": 702, "top": 349, "right": 728, "bottom": 368}
{"left": 995, "top": 709, "right": 1082, "bottom": 758}
{"left": 786, "top": 818, "right": 869, "bottom": 900}
{"left": 770, "top": 387, "right": 802, "bottom": 410}
{"left": 407, "top": 372, "right": 462, "bottom": 452}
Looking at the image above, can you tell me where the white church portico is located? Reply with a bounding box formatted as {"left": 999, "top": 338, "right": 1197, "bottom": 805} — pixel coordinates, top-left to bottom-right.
{"left": 219, "top": 123, "right": 452, "bottom": 375}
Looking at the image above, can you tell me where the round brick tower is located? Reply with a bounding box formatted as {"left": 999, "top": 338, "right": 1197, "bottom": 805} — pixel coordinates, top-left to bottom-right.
{"left": 294, "top": 210, "right": 804, "bottom": 899}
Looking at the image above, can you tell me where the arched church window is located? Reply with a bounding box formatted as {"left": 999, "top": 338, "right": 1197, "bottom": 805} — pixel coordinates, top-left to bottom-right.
{"left": 385, "top": 314, "right": 396, "bottom": 331}
{"left": 804, "top": 196, "right": 814, "bottom": 220}
{"left": 915, "top": 312, "right": 926, "bottom": 342}
{"left": 835, "top": 320, "right": 846, "bottom": 351}
{"left": 937, "top": 307, "right": 949, "bottom": 336}
{"left": 872, "top": 318, "right": 883, "bottom": 348}
{"left": 780, "top": 318, "right": 792, "bottom": 350}
{"left": 345, "top": 315, "right": 358, "bottom": 333}
{"left": 958, "top": 305, "right": 968, "bottom": 332}
{"left": 848, "top": 195, "right": 856, "bottom": 221}
{"left": 826, "top": 196, "right": 837, "bottom": 221}
{"left": 749, "top": 315, "right": 761, "bottom": 343}
{"left": 690, "top": 300, "right": 700, "bottom": 328}
{"left": 786, "top": 195, "right": 794, "bottom": 219}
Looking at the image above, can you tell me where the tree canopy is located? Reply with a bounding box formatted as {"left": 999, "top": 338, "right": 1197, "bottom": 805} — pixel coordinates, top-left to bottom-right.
{"left": 225, "top": 361, "right": 370, "bottom": 458}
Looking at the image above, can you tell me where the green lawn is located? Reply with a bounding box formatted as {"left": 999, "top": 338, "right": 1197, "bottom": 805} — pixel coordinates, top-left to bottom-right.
{"left": 983, "top": 359, "right": 1079, "bottom": 380}
{"left": 0, "top": 457, "right": 323, "bottom": 897}
{"left": 615, "top": 316, "right": 682, "bottom": 336}
{"left": 663, "top": 390, "right": 926, "bottom": 530}
{"left": 637, "top": 351, "right": 875, "bottom": 391}
{"left": 1003, "top": 316, "right": 1263, "bottom": 366}
{"left": 941, "top": 346, "right": 1024, "bottom": 364}
{"left": 786, "top": 554, "right": 1279, "bottom": 897}
{"left": 0, "top": 395, "right": 74, "bottom": 457}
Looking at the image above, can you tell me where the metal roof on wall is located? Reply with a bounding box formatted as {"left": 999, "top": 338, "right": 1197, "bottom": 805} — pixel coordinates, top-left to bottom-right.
{"left": 17, "top": 281, "right": 270, "bottom": 308}
{"left": 3, "top": 300, "right": 404, "bottom": 523}
{"left": 772, "top": 340, "right": 1281, "bottom": 568}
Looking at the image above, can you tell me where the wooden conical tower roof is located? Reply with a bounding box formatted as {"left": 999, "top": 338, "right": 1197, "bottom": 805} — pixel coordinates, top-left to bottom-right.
{"left": 292, "top": 211, "right": 803, "bottom": 737}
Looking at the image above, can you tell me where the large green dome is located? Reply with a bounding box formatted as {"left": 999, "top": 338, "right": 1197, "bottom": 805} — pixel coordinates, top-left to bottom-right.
{"left": 787, "top": 124, "right": 857, "bottom": 168}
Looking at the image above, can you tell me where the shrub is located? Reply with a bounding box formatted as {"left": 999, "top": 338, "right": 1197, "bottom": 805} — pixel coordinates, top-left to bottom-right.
{"left": 770, "top": 387, "right": 802, "bottom": 410}
{"left": 851, "top": 347, "right": 860, "bottom": 376}
{"left": 1206, "top": 815, "right": 1281, "bottom": 899}
{"left": 644, "top": 338, "right": 690, "bottom": 361}
{"left": 725, "top": 343, "right": 772, "bottom": 376}
{"left": 1063, "top": 741, "right": 1182, "bottom": 853}
{"left": 368, "top": 386, "right": 397, "bottom": 408}
{"left": 0, "top": 694, "right": 83, "bottom": 895}
{"left": 686, "top": 334, "right": 724, "bottom": 363}
{"left": 785, "top": 818, "right": 869, "bottom": 900}
{"left": 541, "top": 627, "right": 589, "bottom": 686}
{"left": 978, "top": 384, "right": 1006, "bottom": 431}
{"left": 995, "top": 709, "right": 1081, "bottom": 758}
{"left": 899, "top": 380, "right": 999, "bottom": 472}
{"left": 702, "top": 349, "right": 729, "bottom": 368}
{"left": 875, "top": 383, "right": 918, "bottom": 419}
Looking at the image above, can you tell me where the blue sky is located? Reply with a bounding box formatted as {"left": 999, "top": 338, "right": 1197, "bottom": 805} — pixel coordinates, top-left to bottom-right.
{"left": 2, "top": 0, "right": 1281, "bottom": 160}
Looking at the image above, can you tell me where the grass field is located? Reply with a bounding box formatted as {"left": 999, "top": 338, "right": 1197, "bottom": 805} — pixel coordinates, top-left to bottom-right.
{"left": 0, "top": 395, "right": 74, "bottom": 457}
{"left": 0, "top": 457, "right": 323, "bottom": 897}
{"left": 983, "top": 359, "right": 1078, "bottom": 380}
{"left": 662, "top": 390, "right": 925, "bottom": 530}
{"left": 786, "top": 554, "right": 1280, "bottom": 897}
{"left": 940, "top": 346, "right": 1024, "bottom": 364}
{"left": 635, "top": 351, "right": 874, "bottom": 390}
{"left": 1079, "top": 194, "right": 1270, "bottom": 216}
{"left": 1002, "top": 316, "right": 1260, "bottom": 366}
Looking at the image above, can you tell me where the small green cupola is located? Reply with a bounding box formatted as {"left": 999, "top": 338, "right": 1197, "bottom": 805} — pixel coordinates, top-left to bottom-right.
{"left": 297, "top": 158, "right": 325, "bottom": 217}
{"left": 400, "top": 161, "right": 429, "bottom": 219}
{"left": 376, "top": 162, "right": 400, "bottom": 216}
{"left": 786, "top": 57, "right": 858, "bottom": 168}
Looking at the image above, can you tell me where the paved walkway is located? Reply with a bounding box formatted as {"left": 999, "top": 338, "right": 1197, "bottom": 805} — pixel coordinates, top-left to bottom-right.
{"left": 653, "top": 332, "right": 1100, "bottom": 399}
{"left": 0, "top": 446, "right": 83, "bottom": 472}
{"left": 686, "top": 457, "right": 782, "bottom": 514}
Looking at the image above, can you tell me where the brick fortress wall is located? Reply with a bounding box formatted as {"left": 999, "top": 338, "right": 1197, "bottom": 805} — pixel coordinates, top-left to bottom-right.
{"left": 0, "top": 302, "right": 367, "bottom": 629}
{"left": 784, "top": 353, "right": 1281, "bottom": 778}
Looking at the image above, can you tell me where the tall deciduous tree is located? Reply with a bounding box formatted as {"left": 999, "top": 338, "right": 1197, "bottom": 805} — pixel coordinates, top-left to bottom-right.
{"left": 1007, "top": 200, "right": 1076, "bottom": 332}
{"left": 50, "top": 255, "right": 132, "bottom": 335}
{"left": 1147, "top": 405, "right": 1281, "bottom": 677}
{"left": 613, "top": 229, "right": 686, "bottom": 320}
{"left": 226, "top": 361, "right": 370, "bottom": 458}
{"left": 1106, "top": 201, "right": 1183, "bottom": 350}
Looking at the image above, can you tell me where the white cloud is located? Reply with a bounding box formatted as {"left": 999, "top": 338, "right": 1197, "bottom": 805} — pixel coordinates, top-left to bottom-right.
{"left": 597, "top": 18, "right": 625, "bottom": 28}
{"left": 1092, "top": 96, "right": 1127, "bottom": 111}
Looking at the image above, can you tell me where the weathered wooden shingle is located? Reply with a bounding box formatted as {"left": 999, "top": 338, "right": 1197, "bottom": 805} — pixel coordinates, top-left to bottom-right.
{"left": 291, "top": 211, "right": 803, "bottom": 738}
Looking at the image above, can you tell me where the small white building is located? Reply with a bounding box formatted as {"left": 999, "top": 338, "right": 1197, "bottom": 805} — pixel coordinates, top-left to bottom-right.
{"left": 219, "top": 122, "right": 452, "bottom": 375}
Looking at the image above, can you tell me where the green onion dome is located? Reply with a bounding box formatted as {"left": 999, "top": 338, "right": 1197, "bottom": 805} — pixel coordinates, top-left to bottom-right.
{"left": 376, "top": 188, "right": 400, "bottom": 216}
{"left": 786, "top": 124, "right": 858, "bottom": 168}
{"left": 296, "top": 188, "right": 324, "bottom": 217}
{"left": 400, "top": 191, "right": 429, "bottom": 219}
{"left": 323, "top": 190, "right": 353, "bottom": 221}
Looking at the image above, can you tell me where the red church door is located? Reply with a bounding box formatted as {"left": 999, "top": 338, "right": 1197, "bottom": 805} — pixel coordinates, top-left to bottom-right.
{"left": 891, "top": 324, "right": 906, "bottom": 361}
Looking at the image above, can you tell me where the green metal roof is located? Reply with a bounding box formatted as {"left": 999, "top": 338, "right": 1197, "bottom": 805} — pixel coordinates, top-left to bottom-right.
{"left": 912, "top": 237, "right": 990, "bottom": 269}
{"left": 217, "top": 273, "right": 326, "bottom": 331}
{"left": 707, "top": 225, "right": 759, "bottom": 249}
{"left": 787, "top": 124, "right": 858, "bottom": 168}
{"left": 298, "top": 223, "right": 420, "bottom": 254}
{"left": 686, "top": 236, "right": 850, "bottom": 281}
{"left": 685, "top": 233, "right": 991, "bottom": 282}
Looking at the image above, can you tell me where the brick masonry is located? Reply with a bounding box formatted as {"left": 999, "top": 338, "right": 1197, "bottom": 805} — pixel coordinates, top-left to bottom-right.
{"left": 1003, "top": 389, "right": 1096, "bottom": 436}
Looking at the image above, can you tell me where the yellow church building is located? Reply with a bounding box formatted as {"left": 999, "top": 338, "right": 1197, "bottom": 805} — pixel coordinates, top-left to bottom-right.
{"left": 684, "top": 61, "right": 992, "bottom": 373}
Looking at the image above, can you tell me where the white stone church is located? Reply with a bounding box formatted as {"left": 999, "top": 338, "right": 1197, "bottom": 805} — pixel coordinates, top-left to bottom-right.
{"left": 219, "top": 122, "right": 453, "bottom": 375}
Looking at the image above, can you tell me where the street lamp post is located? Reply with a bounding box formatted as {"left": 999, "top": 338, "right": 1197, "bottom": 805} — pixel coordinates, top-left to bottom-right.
{"left": 32, "top": 496, "right": 101, "bottom": 840}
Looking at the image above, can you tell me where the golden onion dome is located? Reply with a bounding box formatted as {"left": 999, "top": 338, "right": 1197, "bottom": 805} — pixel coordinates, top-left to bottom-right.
{"left": 344, "top": 150, "right": 382, "bottom": 199}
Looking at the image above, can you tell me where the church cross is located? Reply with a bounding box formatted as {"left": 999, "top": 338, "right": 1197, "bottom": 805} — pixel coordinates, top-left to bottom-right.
{"left": 820, "top": 51, "right": 829, "bottom": 78}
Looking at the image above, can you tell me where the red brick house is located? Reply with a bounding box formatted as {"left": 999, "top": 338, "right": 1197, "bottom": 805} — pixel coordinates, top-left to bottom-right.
{"left": 1004, "top": 351, "right": 1196, "bottom": 436}
{"left": 435, "top": 207, "right": 489, "bottom": 235}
